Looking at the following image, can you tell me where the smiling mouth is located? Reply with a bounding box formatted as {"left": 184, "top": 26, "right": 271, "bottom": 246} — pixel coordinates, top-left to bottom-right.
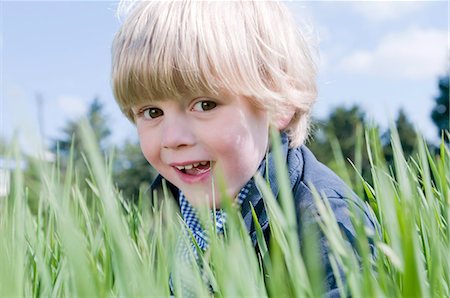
{"left": 174, "top": 161, "right": 212, "bottom": 175}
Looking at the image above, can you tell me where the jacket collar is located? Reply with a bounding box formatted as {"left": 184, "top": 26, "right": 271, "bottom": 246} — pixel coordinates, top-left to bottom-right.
{"left": 240, "top": 132, "right": 295, "bottom": 244}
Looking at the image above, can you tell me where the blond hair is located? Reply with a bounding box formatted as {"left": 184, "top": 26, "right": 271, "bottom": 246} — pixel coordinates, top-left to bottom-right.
{"left": 111, "top": 1, "right": 318, "bottom": 147}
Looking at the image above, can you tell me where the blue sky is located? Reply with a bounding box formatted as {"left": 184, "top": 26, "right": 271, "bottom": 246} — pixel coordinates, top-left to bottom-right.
{"left": 2, "top": 1, "right": 449, "bottom": 155}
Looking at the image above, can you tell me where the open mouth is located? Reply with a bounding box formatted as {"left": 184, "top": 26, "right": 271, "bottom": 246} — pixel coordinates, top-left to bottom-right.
{"left": 174, "top": 161, "right": 212, "bottom": 176}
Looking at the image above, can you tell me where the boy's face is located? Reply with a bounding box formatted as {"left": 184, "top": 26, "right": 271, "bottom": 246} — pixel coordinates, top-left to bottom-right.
{"left": 133, "top": 91, "right": 269, "bottom": 208}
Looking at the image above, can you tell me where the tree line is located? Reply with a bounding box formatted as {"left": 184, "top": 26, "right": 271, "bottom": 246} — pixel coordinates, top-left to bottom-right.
{"left": 18, "top": 74, "right": 449, "bottom": 204}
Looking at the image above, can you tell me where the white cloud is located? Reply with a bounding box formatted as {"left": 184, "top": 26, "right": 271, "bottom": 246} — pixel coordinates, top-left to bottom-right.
{"left": 57, "top": 95, "right": 87, "bottom": 118}
{"left": 352, "top": 1, "right": 426, "bottom": 22}
{"left": 338, "top": 27, "right": 449, "bottom": 80}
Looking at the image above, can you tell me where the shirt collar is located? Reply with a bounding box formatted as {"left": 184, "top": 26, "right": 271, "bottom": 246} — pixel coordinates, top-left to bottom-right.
{"left": 179, "top": 178, "right": 253, "bottom": 247}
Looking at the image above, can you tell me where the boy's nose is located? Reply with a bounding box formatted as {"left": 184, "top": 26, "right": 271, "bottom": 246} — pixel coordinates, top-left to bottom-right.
{"left": 161, "top": 117, "right": 195, "bottom": 149}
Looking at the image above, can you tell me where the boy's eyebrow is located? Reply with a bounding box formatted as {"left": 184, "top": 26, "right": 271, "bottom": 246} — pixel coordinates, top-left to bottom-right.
{"left": 129, "top": 100, "right": 158, "bottom": 112}
{"left": 129, "top": 96, "right": 182, "bottom": 110}
{"left": 130, "top": 106, "right": 143, "bottom": 115}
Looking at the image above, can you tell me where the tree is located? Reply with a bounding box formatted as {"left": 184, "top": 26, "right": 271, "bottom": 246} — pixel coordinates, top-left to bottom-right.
{"left": 431, "top": 75, "right": 449, "bottom": 142}
{"left": 113, "top": 140, "right": 157, "bottom": 200}
{"left": 52, "top": 97, "right": 111, "bottom": 168}
{"left": 308, "top": 105, "right": 366, "bottom": 165}
{"left": 382, "top": 109, "right": 418, "bottom": 165}
{"left": 307, "top": 105, "right": 371, "bottom": 195}
{"left": 51, "top": 97, "right": 112, "bottom": 189}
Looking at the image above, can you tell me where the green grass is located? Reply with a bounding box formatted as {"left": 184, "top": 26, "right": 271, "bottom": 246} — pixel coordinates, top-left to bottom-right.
{"left": 1, "top": 122, "right": 449, "bottom": 297}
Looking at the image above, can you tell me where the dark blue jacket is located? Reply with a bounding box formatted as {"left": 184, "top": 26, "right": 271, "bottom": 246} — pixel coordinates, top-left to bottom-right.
{"left": 151, "top": 134, "right": 378, "bottom": 297}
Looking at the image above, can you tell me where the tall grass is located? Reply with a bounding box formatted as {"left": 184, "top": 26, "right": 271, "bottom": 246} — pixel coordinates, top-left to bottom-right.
{"left": 1, "top": 122, "right": 449, "bottom": 297}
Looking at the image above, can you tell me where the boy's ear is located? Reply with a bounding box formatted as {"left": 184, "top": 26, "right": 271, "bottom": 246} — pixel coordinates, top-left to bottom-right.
{"left": 274, "top": 110, "right": 295, "bottom": 130}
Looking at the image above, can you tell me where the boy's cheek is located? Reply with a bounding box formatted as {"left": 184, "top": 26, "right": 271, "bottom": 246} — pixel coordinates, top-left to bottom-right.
{"left": 204, "top": 117, "right": 259, "bottom": 149}
{"left": 138, "top": 138, "right": 158, "bottom": 167}
{"left": 215, "top": 130, "right": 246, "bottom": 150}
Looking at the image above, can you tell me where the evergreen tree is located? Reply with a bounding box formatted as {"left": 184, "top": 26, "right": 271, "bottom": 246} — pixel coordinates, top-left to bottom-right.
{"left": 382, "top": 109, "right": 418, "bottom": 165}
{"left": 395, "top": 109, "right": 417, "bottom": 155}
{"left": 431, "top": 75, "right": 449, "bottom": 142}
{"left": 52, "top": 97, "right": 111, "bottom": 173}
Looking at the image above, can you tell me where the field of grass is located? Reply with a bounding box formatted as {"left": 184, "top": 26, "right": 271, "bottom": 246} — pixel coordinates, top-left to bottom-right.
{"left": 1, "top": 123, "right": 449, "bottom": 297}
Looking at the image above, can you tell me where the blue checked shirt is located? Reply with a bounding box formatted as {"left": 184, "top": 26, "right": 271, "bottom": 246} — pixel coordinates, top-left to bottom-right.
{"left": 170, "top": 181, "right": 252, "bottom": 296}
{"left": 179, "top": 180, "right": 252, "bottom": 252}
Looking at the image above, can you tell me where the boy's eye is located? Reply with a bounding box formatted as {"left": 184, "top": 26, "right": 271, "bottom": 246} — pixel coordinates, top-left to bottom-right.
{"left": 192, "top": 100, "right": 217, "bottom": 112}
{"left": 142, "top": 107, "right": 163, "bottom": 119}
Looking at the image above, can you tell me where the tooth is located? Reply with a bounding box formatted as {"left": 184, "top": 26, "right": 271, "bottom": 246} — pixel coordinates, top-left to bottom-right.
{"left": 193, "top": 163, "right": 199, "bottom": 167}
{"left": 184, "top": 164, "right": 193, "bottom": 170}
{"left": 200, "top": 161, "right": 207, "bottom": 165}
{"left": 176, "top": 165, "right": 184, "bottom": 170}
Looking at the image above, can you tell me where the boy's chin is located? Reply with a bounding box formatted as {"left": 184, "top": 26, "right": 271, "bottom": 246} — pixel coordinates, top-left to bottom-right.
{"left": 183, "top": 188, "right": 231, "bottom": 209}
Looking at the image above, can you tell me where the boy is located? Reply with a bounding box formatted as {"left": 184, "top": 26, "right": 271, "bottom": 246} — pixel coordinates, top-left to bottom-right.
{"left": 111, "top": 1, "right": 377, "bottom": 296}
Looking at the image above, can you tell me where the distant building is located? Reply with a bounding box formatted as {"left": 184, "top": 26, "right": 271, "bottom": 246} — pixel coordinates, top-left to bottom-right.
{"left": 0, "top": 168, "right": 10, "bottom": 197}
{"left": 0, "top": 157, "right": 27, "bottom": 198}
